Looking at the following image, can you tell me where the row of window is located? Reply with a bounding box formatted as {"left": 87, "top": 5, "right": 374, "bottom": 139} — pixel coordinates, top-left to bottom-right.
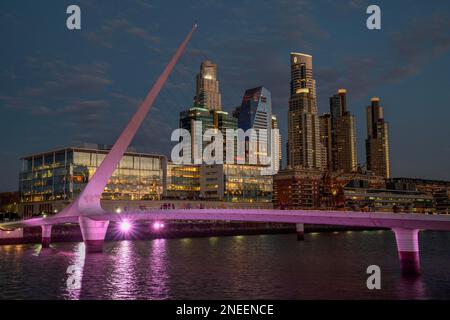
{"left": 22, "top": 151, "right": 163, "bottom": 172}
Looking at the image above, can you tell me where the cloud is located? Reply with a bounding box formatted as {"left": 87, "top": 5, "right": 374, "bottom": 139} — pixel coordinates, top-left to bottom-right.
{"left": 85, "top": 18, "right": 160, "bottom": 49}
{"left": 389, "top": 13, "right": 450, "bottom": 78}
{"left": 110, "top": 92, "right": 142, "bottom": 108}
{"left": 316, "top": 12, "right": 450, "bottom": 102}
{"left": 18, "top": 58, "right": 110, "bottom": 99}
{"left": 0, "top": 57, "right": 113, "bottom": 126}
{"left": 58, "top": 100, "right": 109, "bottom": 114}
{"left": 135, "top": 0, "right": 158, "bottom": 9}
{"left": 348, "top": 0, "right": 368, "bottom": 9}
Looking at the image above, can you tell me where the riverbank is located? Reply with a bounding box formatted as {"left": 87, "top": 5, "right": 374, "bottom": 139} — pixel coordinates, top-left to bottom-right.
{"left": 0, "top": 221, "right": 384, "bottom": 246}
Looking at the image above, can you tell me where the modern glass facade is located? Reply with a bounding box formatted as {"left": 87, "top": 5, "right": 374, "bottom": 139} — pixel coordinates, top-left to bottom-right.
{"left": 180, "top": 105, "right": 215, "bottom": 163}
{"left": 214, "top": 110, "right": 238, "bottom": 163}
{"left": 223, "top": 164, "right": 273, "bottom": 203}
{"left": 166, "top": 162, "right": 200, "bottom": 199}
{"left": 344, "top": 187, "right": 434, "bottom": 213}
{"left": 199, "top": 164, "right": 273, "bottom": 203}
{"left": 214, "top": 110, "right": 238, "bottom": 133}
{"left": 234, "top": 87, "right": 272, "bottom": 133}
{"left": 19, "top": 146, "right": 166, "bottom": 204}
{"left": 180, "top": 105, "right": 237, "bottom": 163}
{"left": 233, "top": 86, "right": 273, "bottom": 165}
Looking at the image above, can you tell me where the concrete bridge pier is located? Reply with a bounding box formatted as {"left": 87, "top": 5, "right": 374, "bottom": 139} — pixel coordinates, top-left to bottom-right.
{"left": 41, "top": 225, "right": 52, "bottom": 248}
{"left": 296, "top": 223, "right": 305, "bottom": 241}
{"left": 392, "top": 228, "right": 420, "bottom": 276}
{"left": 79, "top": 217, "right": 110, "bottom": 253}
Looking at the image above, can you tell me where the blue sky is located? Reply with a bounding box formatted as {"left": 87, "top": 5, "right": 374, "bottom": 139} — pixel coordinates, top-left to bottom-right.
{"left": 0, "top": 0, "right": 450, "bottom": 191}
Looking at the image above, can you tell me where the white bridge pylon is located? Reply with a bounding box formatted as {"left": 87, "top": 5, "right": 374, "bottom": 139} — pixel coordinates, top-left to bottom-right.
{"left": 1, "top": 24, "right": 198, "bottom": 253}
{"left": 58, "top": 23, "right": 198, "bottom": 218}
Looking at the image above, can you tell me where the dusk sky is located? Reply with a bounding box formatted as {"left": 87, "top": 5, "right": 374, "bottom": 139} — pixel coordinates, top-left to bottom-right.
{"left": 1, "top": 0, "right": 449, "bottom": 191}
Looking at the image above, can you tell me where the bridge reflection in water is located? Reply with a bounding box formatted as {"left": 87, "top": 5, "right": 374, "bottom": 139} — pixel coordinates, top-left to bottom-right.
{"left": 2, "top": 231, "right": 445, "bottom": 299}
{"left": 61, "top": 239, "right": 171, "bottom": 300}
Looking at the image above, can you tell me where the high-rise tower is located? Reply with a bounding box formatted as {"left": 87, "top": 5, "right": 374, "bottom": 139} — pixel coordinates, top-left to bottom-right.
{"left": 287, "top": 53, "right": 323, "bottom": 169}
{"left": 272, "top": 115, "right": 282, "bottom": 171}
{"left": 366, "top": 97, "right": 390, "bottom": 177}
{"left": 233, "top": 86, "right": 273, "bottom": 165}
{"left": 194, "top": 60, "right": 222, "bottom": 111}
{"left": 329, "top": 89, "right": 357, "bottom": 173}
{"left": 319, "top": 113, "right": 332, "bottom": 170}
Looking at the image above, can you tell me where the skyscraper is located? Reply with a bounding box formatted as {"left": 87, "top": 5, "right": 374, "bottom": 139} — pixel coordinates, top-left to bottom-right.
{"left": 366, "top": 97, "right": 390, "bottom": 178}
{"left": 328, "top": 89, "right": 357, "bottom": 173}
{"left": 287, "top": 53, "right": 323, "bottom": 169}
{"left": 272, "top": 115, "right": 282, "bottom": 171}
{"left": 180, "top": 106, "right": 237, "bottom": 164}
{"left": 319, "top": 113, "right": 332, "bottom": 170}
{"left": 194, "top": 60, "right": 222, "bottom": 111}
{"left": 180, "top": 106, "right": 215, "bottom": 163}
{"left": 179, "top": 60, "right": 232, "bottom": 164}
{"left": 233, "top": 86, "right": 273, "bottom": 165}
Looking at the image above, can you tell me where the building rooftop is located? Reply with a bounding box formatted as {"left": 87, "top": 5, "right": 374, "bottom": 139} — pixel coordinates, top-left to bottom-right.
{"left": 290, "top": 52, "right": 312, "bottom": 57}
{"left": 20, "top": 145, "right": 166, "bottom": 160}
{"left": 390, "top": 177, "right": 450, "bottom": 186}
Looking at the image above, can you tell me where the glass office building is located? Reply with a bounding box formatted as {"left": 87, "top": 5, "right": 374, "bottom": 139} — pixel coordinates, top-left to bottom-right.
{"left": 19, "top": 145, "right": 166, "bottom": 204}
{"left": 343, "top": 187, "right": 434, "bottom": 213}
{"left": 200, "top": 164, "right": 273, "bottom": 203}
{"left": 166, "top": 162, "right": 200, "bottom": 199}
{"left": 180, "top": 105, "right": 237, "bottom": 163}
{"left": 180, "top": 105, "right": 216, "bottom": 163}
{"left": 224, "top": 164, "right": 273, "bottom": 203}
{"left": 233, "top": 87, "right": 273, "bottom": 164}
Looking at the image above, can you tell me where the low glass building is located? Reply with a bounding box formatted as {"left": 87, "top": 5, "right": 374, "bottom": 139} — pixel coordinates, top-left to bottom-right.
{"left": 200, "top": 164, "right": 273, "bottom": 203}
{"left": 166, "top": 162, "right": 200, "bottom": 199}
{"left": 224, "top": 164, "right": 273, "bottom": 203}
{"left": 343, "top": 187, "right": 435, "bottom": 213}
{"left": 19, "top": 145, "right": 166, "bottom": 218}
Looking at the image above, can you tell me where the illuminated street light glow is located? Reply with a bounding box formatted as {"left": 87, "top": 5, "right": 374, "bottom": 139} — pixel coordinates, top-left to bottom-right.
{"left": 119, "top": 220, "right": 132, "bottom": 233}
{"left": 152, "top": 221, "right": 165, "bottom": 230}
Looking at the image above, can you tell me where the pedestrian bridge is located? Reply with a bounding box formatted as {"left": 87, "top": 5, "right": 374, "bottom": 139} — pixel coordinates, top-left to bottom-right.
{"left": 2, "top": 208, "right": 450, "bottom": 277}
{"left": 1, "top": 24, "right": 449, "bottom": 277}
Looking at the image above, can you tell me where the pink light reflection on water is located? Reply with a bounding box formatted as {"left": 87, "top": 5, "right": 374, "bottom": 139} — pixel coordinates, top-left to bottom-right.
{"left": 109, "top": 240, "right": 139, "bottom": 300}
{"left": 64, "top": 243, "right": 85, "bottom": 300}
{"left": 147, "top": 238, "right": 170, "bottom": 299}
{"left": 106, "top": 239, "right": 170, "bottom": 299}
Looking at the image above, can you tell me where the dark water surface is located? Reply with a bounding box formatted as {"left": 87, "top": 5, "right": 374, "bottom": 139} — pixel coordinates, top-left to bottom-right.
{"left": 1, "top": 230, "right": 449, "bottom": 299}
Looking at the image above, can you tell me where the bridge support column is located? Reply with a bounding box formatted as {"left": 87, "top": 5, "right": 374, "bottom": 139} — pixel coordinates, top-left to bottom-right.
{"left": 296, "top": 223, "right": 304, "bottom": 241}
{"left": 392, "top": 228, "right": 420, "bottom": 277}
{"left": 41, "top": 225, "right": 52, "bottom": 248}
{"left": 79, "top": 217, "right": 109, "bottom": 253}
